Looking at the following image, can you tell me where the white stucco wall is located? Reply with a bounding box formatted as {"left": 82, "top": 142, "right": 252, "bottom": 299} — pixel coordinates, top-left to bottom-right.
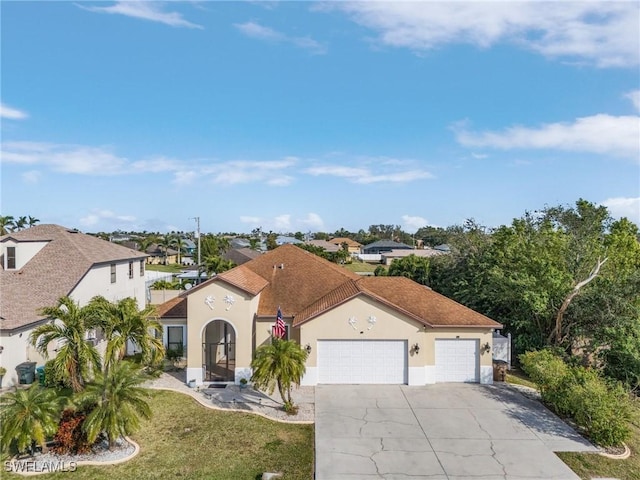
{"left": 71, "top": 260, "right": 146, "bottom": 308}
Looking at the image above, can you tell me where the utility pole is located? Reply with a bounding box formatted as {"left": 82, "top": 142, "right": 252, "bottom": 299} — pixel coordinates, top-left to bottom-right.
{"left": 191, "top": 216, "right": 201, "bottom": 270}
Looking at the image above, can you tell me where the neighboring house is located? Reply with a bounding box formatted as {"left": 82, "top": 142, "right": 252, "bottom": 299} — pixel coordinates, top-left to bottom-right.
{"left": 304, "top": 239, "right": 341, "bottom": 253}
{"left": 145, "top": 243, "right": 179, "bottom": 265}
{"left": 275, "top": 235, "right": 302, "bottom": 246}
{"left": 381, "top": 248, "right": 447, "bottom": 266}
{"left": 0, "top": 224, "right": 148, "bottom": 387}
{"left": 329, "top": 237, "right": 362, "bottom": 254}
{"left": 157, "top": 244, "right": 501, "bottom": 387}
{"left": 361, "top": 240, "right": 413, "bottom": 255}
{"left": 223, "top": 247, "right": 261, "bottom": 266}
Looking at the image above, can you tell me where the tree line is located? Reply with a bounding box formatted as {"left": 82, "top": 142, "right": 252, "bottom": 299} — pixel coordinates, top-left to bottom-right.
{"left": 376, "top": 199, "right": 640, "bottom": 392}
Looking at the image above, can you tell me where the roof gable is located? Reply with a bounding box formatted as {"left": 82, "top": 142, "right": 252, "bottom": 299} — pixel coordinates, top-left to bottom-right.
{"left": 1, "top": 224, "right": 147, "bottom": 330}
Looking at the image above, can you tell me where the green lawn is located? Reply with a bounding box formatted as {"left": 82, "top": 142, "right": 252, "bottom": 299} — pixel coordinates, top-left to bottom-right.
{"left": 145, "top": 264, "right": 184, "bottom": 274}
{"left": 7, "top": 390, "right": 314, "bottom": 480}
{"left": 341, "top": 260, "right": 380, "bottom": 274}
{"left": 558, "top": 398, "right": 640, "bottom": 480}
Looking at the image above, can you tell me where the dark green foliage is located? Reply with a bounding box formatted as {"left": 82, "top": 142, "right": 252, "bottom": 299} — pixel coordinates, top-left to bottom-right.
{"left": 520, "top": 350, "right": 633, "bottom": 447}
{"left": 388, "top": 254, "right": 431, "bottom": 285}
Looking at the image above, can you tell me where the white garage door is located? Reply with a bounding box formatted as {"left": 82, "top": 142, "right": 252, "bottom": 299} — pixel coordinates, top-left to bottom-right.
{"left": 435, "top": 339, "right": 480, "bottom": 383}
{"left": 317, "top": 340, "right": 407, "bottom": 384}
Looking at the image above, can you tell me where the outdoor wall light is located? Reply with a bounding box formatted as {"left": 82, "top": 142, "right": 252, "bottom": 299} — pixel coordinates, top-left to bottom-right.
{"left": 412, "top": 343, "right": 420, "bottom": 355}
{"left": 305, "top": 344, "right": 312, "bottom": 354}
{"left": 482, "top": 342, "right": 491, "bottom": 354}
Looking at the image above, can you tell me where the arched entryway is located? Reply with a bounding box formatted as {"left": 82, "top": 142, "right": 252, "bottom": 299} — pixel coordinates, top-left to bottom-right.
{"left": 202, "top": 320, "right": 236, "bottom": 382}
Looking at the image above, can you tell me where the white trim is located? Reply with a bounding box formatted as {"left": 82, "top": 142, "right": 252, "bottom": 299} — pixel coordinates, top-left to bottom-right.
{"left": 425, "top": 365, "right": 436, "bottom": 384}
{"left": 186, "top": 367, "right": 203, "bottom": 386}
{"left": 301, "top": 366, "right": 318, "bottom": 386}
{"left": 408, "top": 366, "right": 426, "bottom": 385}
{"left": 480, "top": 365, "right": 493, "bottom": 385}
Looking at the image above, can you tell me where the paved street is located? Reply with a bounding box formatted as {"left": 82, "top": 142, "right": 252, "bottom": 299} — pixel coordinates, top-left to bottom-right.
{"left": 315, "top": 383, "right": 597, "bottom": 480}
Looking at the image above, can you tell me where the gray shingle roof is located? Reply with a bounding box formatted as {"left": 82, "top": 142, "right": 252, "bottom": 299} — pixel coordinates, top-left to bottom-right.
{"left": 1, "top": 224, "right": 147, "bottom": 330}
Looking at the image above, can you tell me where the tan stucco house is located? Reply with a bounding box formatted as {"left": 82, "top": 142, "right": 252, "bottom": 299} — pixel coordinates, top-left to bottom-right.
{"left": 158, "top": 244, "right": 502, "bottom": 387}
{"left": 0, "top": 225, "right": 148, "bottom": 387}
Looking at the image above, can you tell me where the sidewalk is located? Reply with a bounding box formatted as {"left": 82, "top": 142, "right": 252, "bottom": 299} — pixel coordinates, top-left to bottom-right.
{"left": 145, "top": 371, "right": 314, "bottom": 424}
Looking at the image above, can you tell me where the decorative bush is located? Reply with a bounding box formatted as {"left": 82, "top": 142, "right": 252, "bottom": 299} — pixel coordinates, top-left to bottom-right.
{"left": 520, "top": 349, "right": 633, "bottom": 447}
{"left": 52, "top": 409, "right": 91, "bottom": 455}
{"left": 43, "top": 360, "right": 68, "bottom": 389}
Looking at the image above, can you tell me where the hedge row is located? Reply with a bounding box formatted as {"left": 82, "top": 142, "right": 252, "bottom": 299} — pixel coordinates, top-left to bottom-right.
{"left": 519, "top": 349, "right": 632, "bottom": 447}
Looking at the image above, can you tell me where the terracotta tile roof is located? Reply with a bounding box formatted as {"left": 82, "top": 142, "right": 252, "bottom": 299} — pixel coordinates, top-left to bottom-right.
{"left": 172, "top": 244, "right": 501, "bottom": 329}
{"left": 356, "top": 276, "right": 501, "bottom": 328}
{"left": 244, "top": 245, "right": 361, "bottom": 318}
{"left": 156, "top": 296, "right": 187, "bottom": 318}
{"left": 214, "top": 265, "right": 270, "bottom": 296}
{"left": 1, "top": 224, "right": 148, "bottom": 330}
{"left": 329, "top": 237, "right": 362, "bottom": 247}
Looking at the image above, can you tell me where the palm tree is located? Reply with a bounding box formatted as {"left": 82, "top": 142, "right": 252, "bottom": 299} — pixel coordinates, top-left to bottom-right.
{"left": 89, "top": 296, "right": 164, "bottom": 371}
{"left": 0, "top": 385, "right": 64, "bottom": 454}
{"left": 29, "top": 297, "right": 102, "bottom": 393}
{"left": 0, "top": 215, "right": 15, "bottom": 235}
{"left": 170, "top": 236, "right": 186, "bottom": 265}
{"left": 79, "top": 361, "right": 152, "bottom": 450}
{"left": 200, "top": 255, "right": 235, "bottom": 277}
{"left": 15, "top": 216, "right": 27, "bottom": 231}
{"left": 157, "top": 233, "right": 175, "bottom": 265}
{"left": 27, "top": 215, "right": 40, "bottom": 228}
{"left": 251, "top": 338, "right": 308, "bottom": 413}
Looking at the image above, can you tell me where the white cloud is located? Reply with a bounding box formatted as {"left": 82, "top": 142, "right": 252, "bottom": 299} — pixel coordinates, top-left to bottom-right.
{"left": 172, "top": 170, "right": 198, "bottom": 186}
{"left": 602, "top": 197, "right": 640, "bottom": 224}
{"left": 235, "top": 21, "right": 327, "bottom": 55}
{"left": 1, "top": 141, "right": 129, "bottom": 174}
{"left": 626, "top": 90, "right": 640, "bottom": 112}
{"left": 204, "top": 158, "right": 297, "bottom": 186}
{"left": 330, "top": 2, "right": 639, "bottom": 68}
{"left": 1, "top": 103, "right": 28, "bottom": 120}
{"left": 455, "top": 114, "right": 640, "bottom": 160}
{"left": 239, "top": 213, "right": 325, "bottom": 232}
{"left": 78, "top": 1, "right": 203, "bottom": 29}
{"left": 306, "top": 163, "right": 433, "bottom": 184}
{"left": 22, "top": 170, "right": 41, "bottom": 184}
{"left": 274, "top": 214, "right": 292, "bottom": 230}
{"left": 301, "top": 213, "right": 325, "bottom": 231}
{"left": 471, "top": 152, "right": 488, "bottom": 159}
{"left": 79, "top": 209, "right": 137, "bottom": 228}
{"left": 402, "top": 214, "right": 428, "bottom": 233}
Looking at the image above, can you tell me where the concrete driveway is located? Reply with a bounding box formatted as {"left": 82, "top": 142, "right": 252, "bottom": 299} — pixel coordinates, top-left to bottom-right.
{"left": 315, "top": 383, "right": 597, "bottom": 479}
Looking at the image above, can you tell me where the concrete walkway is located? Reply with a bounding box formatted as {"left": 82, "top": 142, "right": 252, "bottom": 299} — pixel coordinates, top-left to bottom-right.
{"left": 315, "top": 383, "right": 598, "bottom": 480}
{"left": 145, "top": 372, "right": 314, "bottom": 423}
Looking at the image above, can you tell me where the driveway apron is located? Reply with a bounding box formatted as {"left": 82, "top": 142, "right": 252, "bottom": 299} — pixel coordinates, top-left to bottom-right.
{"left": 315, "top": 383, "right": 596, "bottom": 480}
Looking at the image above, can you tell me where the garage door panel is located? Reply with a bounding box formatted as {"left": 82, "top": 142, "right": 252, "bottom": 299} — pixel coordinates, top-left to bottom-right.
{"left": 435, "top": 339, "right": 480, "bottom": 383}
{"left": 318, "top": 340, "right": 407, "bottom": 384}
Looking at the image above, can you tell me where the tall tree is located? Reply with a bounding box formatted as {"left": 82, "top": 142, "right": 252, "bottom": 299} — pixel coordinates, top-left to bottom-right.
{"left": 29, "top": 297, "right": 102, "bottom": 392}
{"left": 251, "top": 339, "right": 308, "bottom": 413}
{"left": 27, "top": 215, "right": 40, "bottom": 228}
{"left": 14, "top": 216, "right": 28, "bottom": 231}
{"left": 170, "top": 236, "right": 186, "bottom": 265}
{"left": 0, "top": 385, "right": 64, "bottom": 454}
{"left": 388, "top": 254, "right": 431, "bottom": 285}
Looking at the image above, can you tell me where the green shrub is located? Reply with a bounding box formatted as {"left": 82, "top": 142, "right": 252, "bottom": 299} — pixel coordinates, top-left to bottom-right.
{"left": 43, "top": 360, "right": 67, "bottom": 389}
{"left": 566, "top": 368, "right": 632, "bottom": 447}
{"left": 520, "top": 349, "right": 632, "bottom": 447}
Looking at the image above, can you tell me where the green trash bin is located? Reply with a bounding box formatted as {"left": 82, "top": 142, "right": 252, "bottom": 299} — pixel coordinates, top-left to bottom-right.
{"left": 36, "top": 366, "right": 45, "bottom": 386}
{"left": 16, "top": 362, "right": 37, "bottom": 385}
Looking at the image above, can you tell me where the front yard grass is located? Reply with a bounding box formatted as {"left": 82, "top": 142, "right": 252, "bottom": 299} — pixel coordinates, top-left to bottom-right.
{"left": 558, "top": 398, "right": 640, "bottom": 480}
{"left": 145, "top": 264, "right": 184, "bottom": 274}
{"left": 6, "top": 389, "right": 314, "bottom": 480}
{"left": 342, "top": 259, "right": 379, "bottom": 274}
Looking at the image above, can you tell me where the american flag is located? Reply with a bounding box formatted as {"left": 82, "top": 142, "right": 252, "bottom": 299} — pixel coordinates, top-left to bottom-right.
{"left": 273, "top": 307, "right": 286, "bottom": 339}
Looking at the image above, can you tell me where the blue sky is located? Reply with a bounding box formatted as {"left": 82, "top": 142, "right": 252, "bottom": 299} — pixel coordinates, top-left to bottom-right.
{"left": 1, "top": 1, "right": 639, "bottom": 235}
